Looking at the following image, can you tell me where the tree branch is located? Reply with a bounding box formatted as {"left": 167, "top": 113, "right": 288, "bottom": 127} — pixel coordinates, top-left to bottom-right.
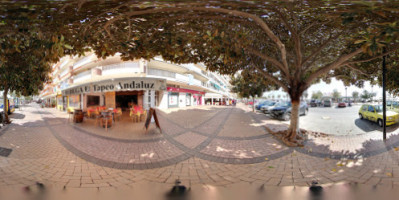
{"left": 245, "top": 46, "right": 289, "bottom": 77}
{"left": 254, "top": 65, "right": 289, "bottom": 92}
{"left": 304, "top": 48, "right": 363, "bottom": 88}
{"left": 299, "top": 21, "right": 317, "bottom": 35}
{"left": 345, "top": 46, "right": 399, "bottom": 65}
{"left": 82, "top": 1, "right": 134, "bottom": 34}
{"left": 302, "top": 31, "right": 343, "bottom": 69}
{"left": 346, "top": 64, "right": 368, "bottom": 75}
{"left": 104, "top": 6, "right": 291, "bottom": 73}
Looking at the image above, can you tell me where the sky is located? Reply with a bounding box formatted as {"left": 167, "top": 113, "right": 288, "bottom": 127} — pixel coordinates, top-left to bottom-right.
{"left": 263, "top": 78, "right": 391, "bottom": 99}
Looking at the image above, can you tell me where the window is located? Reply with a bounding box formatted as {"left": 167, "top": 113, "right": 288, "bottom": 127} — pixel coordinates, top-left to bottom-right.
{"left": 87, "top": 95, "right": 100, "bottom": 107}
{"left": 368, "top": 106, "right": 375, "bottom": 112}
{"left": 68, "top": 95, "right": 80, "bottom": 108}
{"left": 168, "top": 93, "right": 179, "bottom": 108}
{"left": 362, "top": 105, "right": 367, "bottom": 111}
{"left": 57, "top": 96, "right": 63, "bottom": 105}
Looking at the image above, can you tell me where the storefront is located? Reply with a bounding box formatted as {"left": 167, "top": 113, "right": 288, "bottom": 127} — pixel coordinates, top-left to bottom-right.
{"left": 56, "top": 94, "right": 63, "bottom": 110}
{"left": 193, "top": 94, "right": 202, "bottom": 106}
{"left": 62, "top": 77, "right": 167, "bottom": 112}
{"left": 115, "top": 91, "right": 143, "bottom": 111}
{"left": 166, "top": 87, "right": 205, "bottom": 108}
{"left": 204, "top": 93, "right": 224, "bottom": 105}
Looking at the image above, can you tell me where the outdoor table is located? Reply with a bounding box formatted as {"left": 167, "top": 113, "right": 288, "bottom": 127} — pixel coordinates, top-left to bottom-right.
{"left": 101, "top": 111, "right": 115, "bottom": 122}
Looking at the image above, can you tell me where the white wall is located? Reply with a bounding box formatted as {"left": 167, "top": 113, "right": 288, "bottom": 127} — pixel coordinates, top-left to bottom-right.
{"left": 158, "top": 91, "right": 168, "bottom": 109}
{"left": 179, "top": 93, "right": 186, "bottom": 108}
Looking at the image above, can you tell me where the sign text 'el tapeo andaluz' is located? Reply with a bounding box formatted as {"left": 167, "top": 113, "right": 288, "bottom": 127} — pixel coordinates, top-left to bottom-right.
{"left": 62, "top": 78, "right": 166, "bottom": 95}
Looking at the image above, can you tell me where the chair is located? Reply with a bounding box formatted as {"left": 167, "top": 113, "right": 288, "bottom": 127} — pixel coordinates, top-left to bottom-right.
{"left": 100, "top": 113, "right": 112, "bottom": 132}
{"left": 129, "top": 108, "right": 139, "bottom": 122}
{"left": 93, "top": 109, "right": 102, "bottom": 126}
{"left": 115, "top": 108, "right": 122, "bottom": 121}
{"left": 140, "top": 110, "right": 147, "bottom": 121}
{"left": 68, "top": 110, "right": 74, "bottom": 122}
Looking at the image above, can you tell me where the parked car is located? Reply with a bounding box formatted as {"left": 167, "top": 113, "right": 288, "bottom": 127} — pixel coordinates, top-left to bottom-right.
{"left": 388, "top": 101, "right": 399, "bottom": 113}
{"left": 310, "top": 99, "right": 320, "bottom": 107}
{"left": 270, "top": 101, "right": 308, "bottom": 121}
{"left": 256, "top": 100, "right": 271, "bottom": 110}
{"left": 337, "top": 102, "right": 346, "bottom": 108}
{"left": 260, "top": 101, "right": 277, "bottom": 114}
{"left": 359, "top": 104, "right": 399, "bottom": 127}
{"left": 323, "top": 99, "right": 332, "bottom": 107}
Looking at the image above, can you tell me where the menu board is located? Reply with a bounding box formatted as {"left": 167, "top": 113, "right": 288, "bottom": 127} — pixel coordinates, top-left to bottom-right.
{"left": 144, "top": 108, "right": 162, "bottom": 133}
{"left": 105, "top": 92, "right": 115, "bottom": 108}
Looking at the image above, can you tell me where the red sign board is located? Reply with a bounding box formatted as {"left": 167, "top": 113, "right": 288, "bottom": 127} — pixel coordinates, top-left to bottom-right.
{"left": 167, "top": 87, "right": 205, "bottom": 95}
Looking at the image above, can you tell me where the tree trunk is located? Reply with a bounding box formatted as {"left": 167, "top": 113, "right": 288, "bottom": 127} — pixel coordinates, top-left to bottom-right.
{"left": 282, "top": 94, "right": 303, "bottom": 147}
{"left": 3, "top": 88, "right": 10, "bottom": 124}
{"left": 252, "top": 96, "right": 255, "bottom": 112}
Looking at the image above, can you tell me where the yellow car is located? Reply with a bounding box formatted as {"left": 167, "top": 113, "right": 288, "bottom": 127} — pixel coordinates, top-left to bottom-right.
{"left": 359, "top": 104, "right": 399, "bottom": 127}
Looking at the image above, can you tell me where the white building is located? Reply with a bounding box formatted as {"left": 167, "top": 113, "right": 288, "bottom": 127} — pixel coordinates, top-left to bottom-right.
{"left": 40, "top": 52, "right": 234, "bottom": 112}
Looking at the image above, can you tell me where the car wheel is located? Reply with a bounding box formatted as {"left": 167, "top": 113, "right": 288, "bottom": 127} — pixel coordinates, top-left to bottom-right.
{"left": 359, "top": 114, "right": 363, "bottom": 119}
{"left": 378, "top": 119, "right": 383, "bottom": 127}
{"left": 283, "top": 112, "right": 291, "bottom": 121}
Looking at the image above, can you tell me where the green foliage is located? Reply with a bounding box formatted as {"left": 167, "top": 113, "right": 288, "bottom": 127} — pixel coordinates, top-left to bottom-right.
{"left": 230, "top": 70, "right": 274, "bottom": 99}
{"left": 360, "top": 90, "right": 376, "bottom": 101}
{"left": 311, "top": 91, "right": 323, "bottom": 100}
{"left": 332, "top": 89, "right": 341, "bottom": 99}
{"left": 352, "top": 91, "right": 359, "bottom": 100}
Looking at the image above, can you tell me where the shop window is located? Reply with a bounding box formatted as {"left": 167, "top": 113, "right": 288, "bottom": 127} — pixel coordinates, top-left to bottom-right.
{"left": 87, "top": 95, "right": 100, "bottom": 107}
{"left": 68, "top": 95, "right": 80, "bottom": 108}
{"left": 57, "top": 97, "right": 63, "bottom": 106}
{"left": 168, "top": 92, "right": 179, "bottom": 108}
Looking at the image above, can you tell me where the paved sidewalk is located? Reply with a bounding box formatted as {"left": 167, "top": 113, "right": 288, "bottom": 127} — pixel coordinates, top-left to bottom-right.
{"left": 1, "top": 103, "right": 399, "bottom": 195}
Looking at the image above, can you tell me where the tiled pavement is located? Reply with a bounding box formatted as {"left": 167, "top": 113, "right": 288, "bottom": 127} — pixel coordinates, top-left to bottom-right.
{"left": 2, "top": 103, "right": 399, "bottom": 193}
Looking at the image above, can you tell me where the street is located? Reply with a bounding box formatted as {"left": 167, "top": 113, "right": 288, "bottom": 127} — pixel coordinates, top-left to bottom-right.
{"left": 279, "top": 104, "right": 399, "bottom": 135}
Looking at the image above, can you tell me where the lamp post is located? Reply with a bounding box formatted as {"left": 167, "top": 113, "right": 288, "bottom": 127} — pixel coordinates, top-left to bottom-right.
{"left": 382, "top": 49, "right": 387, "bottom": 140}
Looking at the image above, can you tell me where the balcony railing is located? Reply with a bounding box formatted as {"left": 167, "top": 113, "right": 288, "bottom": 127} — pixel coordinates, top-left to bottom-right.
{"left": 73, "top": 71, "right": 91, "bottom": 83}
{"left": 59, "top": 69, "right": 69, "bottom": 78}
{"left": 147, "top": 68, "right": 176, "bottom": 78}
{"left": 176, "top": 73, "right": 190, "bottom": 82}
{"left": 102, "top": 62, "right": 140, "bottom": 76}
{"left": 73, "top": 56, "right": 93, "bottom": 70}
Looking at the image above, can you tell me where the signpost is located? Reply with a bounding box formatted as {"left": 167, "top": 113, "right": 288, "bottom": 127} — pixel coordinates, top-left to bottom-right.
{"left": 144, "top": 108, "right": 162, "bottom": 133}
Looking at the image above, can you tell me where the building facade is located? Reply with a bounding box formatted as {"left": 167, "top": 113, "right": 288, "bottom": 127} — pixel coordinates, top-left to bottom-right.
{"left": 40, "top": 53, "right": 233, "bottom": 112}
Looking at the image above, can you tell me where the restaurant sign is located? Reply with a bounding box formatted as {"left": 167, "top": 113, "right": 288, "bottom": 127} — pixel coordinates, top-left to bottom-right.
{"left": 62, "top": 78, "right": 166, "bottom": 95}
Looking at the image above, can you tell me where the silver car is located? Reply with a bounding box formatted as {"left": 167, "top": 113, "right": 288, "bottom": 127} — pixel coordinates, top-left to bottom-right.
{"left": 260, "top": 101, "right": 277, "bottom": 114}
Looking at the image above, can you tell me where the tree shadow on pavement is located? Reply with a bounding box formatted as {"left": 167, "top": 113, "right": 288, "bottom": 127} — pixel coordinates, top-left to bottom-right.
{"left": 9, "top": 113, "right": 25, "bottom": 120}
{"left": 354, "top": 119, "right": 399, "bottom": 133}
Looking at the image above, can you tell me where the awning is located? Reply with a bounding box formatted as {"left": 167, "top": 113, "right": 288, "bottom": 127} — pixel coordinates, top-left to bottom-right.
{"left": 204, "top": 93, "right": 224, "bottom": 98}
{"left": 167, "top": 87, "right": 205, "bottom": 95}
{"left": 62, "top": 77, "right": 167, "bottom": 96}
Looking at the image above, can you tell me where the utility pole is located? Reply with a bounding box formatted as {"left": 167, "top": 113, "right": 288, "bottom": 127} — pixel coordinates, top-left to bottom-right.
{"left": 383, "top": 48, "right": 387, "bottom": 141}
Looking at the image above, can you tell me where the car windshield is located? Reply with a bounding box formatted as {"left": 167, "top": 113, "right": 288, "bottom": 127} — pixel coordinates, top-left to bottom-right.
{"left": 375, "top": 105, "right": 383, "bottom": 112}
{"left": 266, "top": 102, "right": 275, "bottom": 106}
{"left": 277, "top": 102, "right": 291, "bottom": 107}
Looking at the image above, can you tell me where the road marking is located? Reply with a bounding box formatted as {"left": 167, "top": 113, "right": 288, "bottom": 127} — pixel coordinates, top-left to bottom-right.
{"left": 321, "top": 116, "right": 331, "bottom": 120}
